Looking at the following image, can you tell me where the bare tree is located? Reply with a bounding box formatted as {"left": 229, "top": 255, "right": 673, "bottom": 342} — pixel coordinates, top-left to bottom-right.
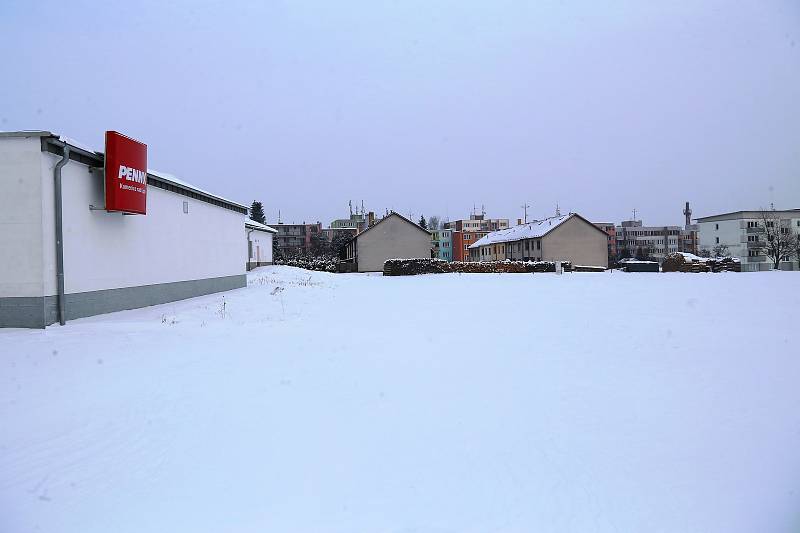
{"left": 712, "top": 243, "right": 729, "bottom": 258}
{"left": 759, "top": 208, "right": 794, "bottom": 270}
{"left": 789, "top": 233, "right": 800, "bottom": 269}
{"left": 428, "top": 215, "right": 441, "bottom": 231}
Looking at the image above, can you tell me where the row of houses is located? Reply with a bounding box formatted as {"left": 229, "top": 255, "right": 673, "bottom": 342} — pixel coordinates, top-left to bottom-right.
{"left": 264, "top": 201, "right": 800, "bottom": 275}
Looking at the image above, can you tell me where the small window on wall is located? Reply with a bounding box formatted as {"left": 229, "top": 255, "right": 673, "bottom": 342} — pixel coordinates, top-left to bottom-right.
{"left": 183, "top": 201, "right": 189, "bottom": 214}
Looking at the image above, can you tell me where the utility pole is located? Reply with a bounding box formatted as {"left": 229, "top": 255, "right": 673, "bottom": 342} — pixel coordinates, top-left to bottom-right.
{"left": 521, "top": 202, "right": 530, "bottom": 224}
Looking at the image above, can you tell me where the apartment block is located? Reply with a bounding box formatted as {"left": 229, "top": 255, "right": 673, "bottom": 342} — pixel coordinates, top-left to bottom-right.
{"left": 696, "top": 209, "right": 800, "bottom": 272}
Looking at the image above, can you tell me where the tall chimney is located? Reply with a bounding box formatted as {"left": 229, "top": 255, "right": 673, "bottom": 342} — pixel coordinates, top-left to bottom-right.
{"left": 683, "top": 202, "right": 692, "bottom": 229}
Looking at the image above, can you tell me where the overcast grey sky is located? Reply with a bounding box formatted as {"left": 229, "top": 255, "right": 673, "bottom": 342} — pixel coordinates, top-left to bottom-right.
{"left": 2, "top": 1, "right": 798, "bottom": 226}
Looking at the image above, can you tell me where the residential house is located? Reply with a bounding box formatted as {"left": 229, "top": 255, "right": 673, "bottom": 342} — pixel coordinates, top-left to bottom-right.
{"left": 469, "top": 213, "right": 608, "bottom": 268}
{"left": 246, "top": 220, "right": 277, "bottom": 270}
{"left": 430, "top": 228, "right": 453, "bottom": 261}
{"left": 270, "top": 221, "right": 323, "bottom": 256}
{"left": 615, "top": 220, "right": 683, "bottom": 262}
{"left": 452, "top": 230, "right": 489, "bottom": 261}
{"left": 342, "top": 212, "right": 432, "bottom": 272}
{"left": 444, "top": 213, "right": 509, "bottom": 233}
{"left": 593, "top": 222, "right": 617, "bottom": 264}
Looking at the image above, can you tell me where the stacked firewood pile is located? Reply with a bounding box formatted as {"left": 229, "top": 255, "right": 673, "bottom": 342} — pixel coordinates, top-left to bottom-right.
{"left": 383, "top": 258, "right": 577, "bottom": 276}
{"left": 573, "top": 265, "right": 607, "bottom": 273}
{"left": 661, "top": 253, "right": 741, "bottom": 273}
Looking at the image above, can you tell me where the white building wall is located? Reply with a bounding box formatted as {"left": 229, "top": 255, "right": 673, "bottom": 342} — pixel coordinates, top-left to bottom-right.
{"left": 699, "top": 216, "right": 800, "bottom": 271}
{"left": 248, "top": 229, "right": 273, "bottom": 265}
{"left": 356, "top": 216, "right": 432, "bottom": 272}
{"left": 44, "top": 151, "right": 246, "bottom": 295}
{"left": 697, "top": 219, "right": 744, "bottom": 259}
{"left": 0, "top": 136, "right": 46, "bottom": 298}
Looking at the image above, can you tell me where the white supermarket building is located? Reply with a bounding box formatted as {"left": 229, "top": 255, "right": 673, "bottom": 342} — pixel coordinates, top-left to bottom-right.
{"left": 0, "top": 130, "right": 268, "bottom": 328}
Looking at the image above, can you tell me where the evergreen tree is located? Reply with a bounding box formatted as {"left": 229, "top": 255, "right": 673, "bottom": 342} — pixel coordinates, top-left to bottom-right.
{"left": 418, "top": 215, "right": 427, "bottom": 230}
{"left": 272, "top": 237, "right": 282, "bottom": 261}
{"left": 330, "top": 232, "right": 352, "bottom": 259}
{"left": 250, "top": 201, "right": 266, "bottom": 224}
{"left": 310, "top": 232, "right": 331, "bottom": 257}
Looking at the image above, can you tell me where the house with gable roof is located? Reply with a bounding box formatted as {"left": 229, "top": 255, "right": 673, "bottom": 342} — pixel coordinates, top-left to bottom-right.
{"left": 342, "top": 212, "right": 432, "bottom": 272}
{"left": 468, "top": 213, "right": 608, "bottom": 268}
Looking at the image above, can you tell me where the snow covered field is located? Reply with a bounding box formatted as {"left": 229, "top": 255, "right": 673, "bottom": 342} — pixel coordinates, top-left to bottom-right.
{"left": 2, "top": 267, "right": 800, "bottom": 533}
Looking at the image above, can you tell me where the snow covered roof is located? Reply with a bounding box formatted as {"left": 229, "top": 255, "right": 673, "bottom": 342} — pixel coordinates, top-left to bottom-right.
{"left": 1, "top": 130, "right": 248, "bottom": 211}
{"left": 245, "top": 220, "right": 277, "bottom": 233}
{"left": 146, "top": 169, "right": 247, "bottom": 210}
{"left": 469, "top": 214, "right": 573, "bottom": 248}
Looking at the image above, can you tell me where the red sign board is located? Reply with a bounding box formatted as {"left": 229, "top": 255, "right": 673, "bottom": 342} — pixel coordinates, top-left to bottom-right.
{"left": 104, "top": 131, "right": 147, "bottom": 214}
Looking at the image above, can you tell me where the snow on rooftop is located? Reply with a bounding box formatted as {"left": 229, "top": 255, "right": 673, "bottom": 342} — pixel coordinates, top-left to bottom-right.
{"left": 146, "top": 169, "right": 247, "bottom": 209}
{"left": 58, "top": 134, "right": 101, "bottom": 155}
{"left": 469, "top": 214, "right": 572, "bottom": 248}
{"left": 245, "top": 219, "right": 277, "bottom": 233}
{"left": 0, "top": 131, "right": 247, "bottom": 209}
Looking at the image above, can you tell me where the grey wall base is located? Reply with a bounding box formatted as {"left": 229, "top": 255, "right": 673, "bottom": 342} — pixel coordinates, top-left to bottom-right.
{"left": 246, "top": 261, "right": 273, "bottom": 271}
{"left": 0, "top": 274, "right": 246, "bottom": 329}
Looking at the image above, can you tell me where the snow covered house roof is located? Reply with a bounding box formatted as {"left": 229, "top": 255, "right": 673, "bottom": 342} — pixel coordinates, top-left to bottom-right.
{"left": 469, "top": 213, "right": 598, "bottom": 249}
{"left": 245, "top": 220, "right": 277, "bottom": 233}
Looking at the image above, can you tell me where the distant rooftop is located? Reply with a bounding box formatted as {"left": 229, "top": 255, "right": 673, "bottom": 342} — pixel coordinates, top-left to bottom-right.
{"left": 695, "top": 209, "right": 800, "bottom": 222}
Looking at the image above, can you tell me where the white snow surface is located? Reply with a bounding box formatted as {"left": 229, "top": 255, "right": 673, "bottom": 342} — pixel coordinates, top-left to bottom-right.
{"left": 469, "top": 214, "right": 571, "bottom": 248}
{"left": 2, "top": 267, "right": 800, "bottom": 533}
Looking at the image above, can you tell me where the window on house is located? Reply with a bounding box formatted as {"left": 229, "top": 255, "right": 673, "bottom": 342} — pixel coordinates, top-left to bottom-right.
{"left": 537, "top": 240, "right": 541, "bottom": 250}
{"left": 715, "top": 223, "right": 719, "bottom": 230}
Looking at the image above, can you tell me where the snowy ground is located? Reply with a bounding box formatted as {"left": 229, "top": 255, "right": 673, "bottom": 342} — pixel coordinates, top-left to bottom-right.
{"left": 2, "top": 266, "right": 800, "bottom": 533}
